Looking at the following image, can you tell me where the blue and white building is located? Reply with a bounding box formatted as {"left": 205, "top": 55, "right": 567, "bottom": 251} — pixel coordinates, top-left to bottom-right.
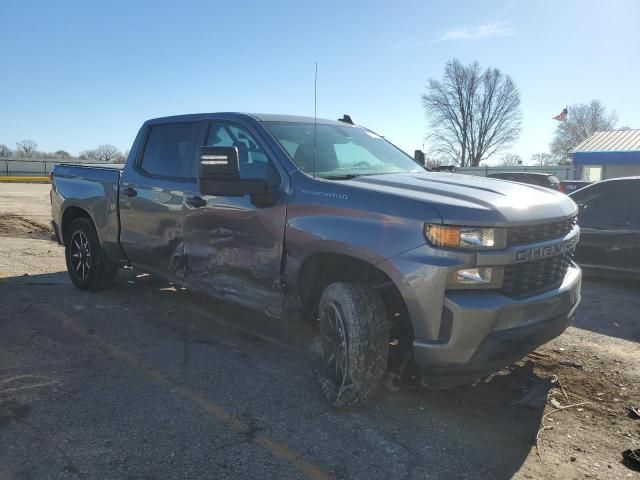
{"left": 571, "top": 129, "right": 640, "bottom": 181}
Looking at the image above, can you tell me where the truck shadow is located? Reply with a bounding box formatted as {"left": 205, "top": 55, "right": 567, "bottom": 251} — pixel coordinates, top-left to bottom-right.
{"left": 122, "top": 271, "right": 553, "bottom": 478}
{"left": 3, "top": 269, "right": 549, "bottom": 479}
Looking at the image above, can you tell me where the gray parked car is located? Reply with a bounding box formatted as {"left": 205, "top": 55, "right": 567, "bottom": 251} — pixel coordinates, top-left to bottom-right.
{"left": 51, "top": 113, "right": 581, "bottom": 407}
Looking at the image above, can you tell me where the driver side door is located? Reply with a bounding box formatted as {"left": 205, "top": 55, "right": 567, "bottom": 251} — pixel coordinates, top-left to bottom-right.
{"left": 179, "top": 121, "right": 287, "bottom": 316}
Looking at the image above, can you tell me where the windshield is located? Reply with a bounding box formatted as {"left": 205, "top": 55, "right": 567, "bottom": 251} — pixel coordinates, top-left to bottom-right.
{"left": 263, "top": 121, "right": 422, "bottom": 178}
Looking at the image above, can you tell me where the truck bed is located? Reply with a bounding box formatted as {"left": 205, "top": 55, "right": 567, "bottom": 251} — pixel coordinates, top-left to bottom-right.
{"left": 50, "top": 163, "right": 123, "bottom": 262}
{"left": 54, "top": 162, "right": 124, "bottom": 175}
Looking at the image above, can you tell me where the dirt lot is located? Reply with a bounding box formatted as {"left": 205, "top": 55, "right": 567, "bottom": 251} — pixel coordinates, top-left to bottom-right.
{"left": 1, "top": 183, "right": 639, "bottom": 479}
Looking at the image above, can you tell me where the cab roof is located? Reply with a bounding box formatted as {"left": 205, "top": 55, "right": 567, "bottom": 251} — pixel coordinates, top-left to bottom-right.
{"left": 146, "top": 112, "right": 345, "bottom": 126}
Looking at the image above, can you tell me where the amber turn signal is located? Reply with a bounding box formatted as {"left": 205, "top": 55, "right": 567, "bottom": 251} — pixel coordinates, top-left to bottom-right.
{"left": 424, "top": 224, "right": 461, "bottom": 248}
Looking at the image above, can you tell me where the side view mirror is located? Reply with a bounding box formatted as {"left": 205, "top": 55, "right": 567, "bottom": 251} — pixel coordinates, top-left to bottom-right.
{"left": 198, "top": 146, "right": 267, "bottom": 197}
{"left": 414, "top": 150, "right": 426, "bottom": 166}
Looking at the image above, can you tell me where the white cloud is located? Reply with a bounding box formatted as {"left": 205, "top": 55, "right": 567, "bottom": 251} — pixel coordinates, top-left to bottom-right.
{"left": 435, "top": 23, "right": 515, "bottom": 42}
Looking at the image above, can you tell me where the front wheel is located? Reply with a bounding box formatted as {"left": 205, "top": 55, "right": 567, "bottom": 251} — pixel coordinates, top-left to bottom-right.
{"left": 65, "top": 217, "right": 117, "bottom": 291}
{"left": 310, "top": 282, "right": 389, "bottom": 408}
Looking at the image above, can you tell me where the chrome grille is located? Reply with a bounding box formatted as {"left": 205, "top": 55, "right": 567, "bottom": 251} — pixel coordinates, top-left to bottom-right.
{"left": 501, "top": 252, "right": 573, "bottom": 297}
{"left": 507, "top": 216, "right": 577, "bottom": 246}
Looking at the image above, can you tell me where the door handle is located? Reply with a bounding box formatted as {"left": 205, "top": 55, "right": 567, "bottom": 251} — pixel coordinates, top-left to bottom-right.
{"left": 122, "top": 187, "right": 137, "bottom": 197}
{"left": 186, "top": 196, "right": 206, "bottom": 208}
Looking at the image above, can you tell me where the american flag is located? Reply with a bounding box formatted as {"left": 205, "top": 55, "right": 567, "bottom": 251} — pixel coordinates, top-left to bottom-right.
{"left": 553, "top": 108, "right": 568, "bottom": 121}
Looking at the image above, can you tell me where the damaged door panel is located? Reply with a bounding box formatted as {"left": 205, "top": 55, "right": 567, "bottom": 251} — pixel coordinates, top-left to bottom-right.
{"left": 178, "top": 121, "right": 287, "bottom": 316}
{"left": 179, "top": 194, "right": 286, "bottom": 316}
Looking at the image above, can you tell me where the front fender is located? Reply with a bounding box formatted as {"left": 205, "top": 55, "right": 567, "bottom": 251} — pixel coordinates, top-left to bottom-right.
{"left": 283, "top": 208, "right": 431, "bottom": 303}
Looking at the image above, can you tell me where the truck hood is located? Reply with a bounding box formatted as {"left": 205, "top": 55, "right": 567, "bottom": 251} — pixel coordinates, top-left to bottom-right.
{"left": 343, "top": 172, "right": 577, "bottom": 226}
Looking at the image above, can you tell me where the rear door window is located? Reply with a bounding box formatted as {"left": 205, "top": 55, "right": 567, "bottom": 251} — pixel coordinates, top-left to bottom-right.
{"left": 547, "top": 176, "right": 560, "bottom": 185}
{"left": 574, "top": 181, "right": 640, "bottom": 228}
{"left": 545, "top": 176, "right": 561, "bottom": 190}
{"left": 525, "top": 175, "right": 547, "bottom": 186}
{"left": 505, "top": 174, "right": 536, "bottom": 185}
{"left": 140, "top": 122, "right": 202, "bottom": 179}
{"left": 490, "top": 173, "right": 514, "bottom": 180}
{"left": 612, "top": 181, "right": 640, "bottom": 228}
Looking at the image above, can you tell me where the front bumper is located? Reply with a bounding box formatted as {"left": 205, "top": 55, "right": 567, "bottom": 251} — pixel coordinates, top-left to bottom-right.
{"left": 377, "top": 241, "right": 582, "bottom": 387}
{"left": 416, "top": 265, "right": 581, "bottom": 386}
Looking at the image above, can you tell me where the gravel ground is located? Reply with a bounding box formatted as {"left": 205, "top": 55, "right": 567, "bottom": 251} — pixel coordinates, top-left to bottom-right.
{"left": 0, "top": 183, "right": 639, "bottom": 479}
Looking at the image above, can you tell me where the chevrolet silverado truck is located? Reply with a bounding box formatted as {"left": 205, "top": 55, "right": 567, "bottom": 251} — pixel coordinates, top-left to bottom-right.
{"left": 51, "top": 113, "right": 582, "bottom": 407}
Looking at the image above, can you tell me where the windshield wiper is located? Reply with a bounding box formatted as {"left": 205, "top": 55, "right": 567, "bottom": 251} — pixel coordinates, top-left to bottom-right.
{"left": 320, "top": 174, "right": 359, "bottom": 180}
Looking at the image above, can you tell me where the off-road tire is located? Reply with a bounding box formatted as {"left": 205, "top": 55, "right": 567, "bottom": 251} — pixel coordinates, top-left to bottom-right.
{"left": 65, "top": 217, "right": 118, "bottom": 291}
{"left": 310, "top": 282, "right": 389, "bottom": 408}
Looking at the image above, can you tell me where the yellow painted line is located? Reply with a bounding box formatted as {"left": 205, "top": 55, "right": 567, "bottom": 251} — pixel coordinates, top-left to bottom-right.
{"left": 0, "top": 176, "right": 50, "bottom": 182}
{"left": 53, "top": 310, "right": 332, "bottom": 480}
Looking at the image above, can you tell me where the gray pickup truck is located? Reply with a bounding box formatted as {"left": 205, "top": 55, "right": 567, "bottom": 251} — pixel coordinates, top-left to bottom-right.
{"left": 51, "top": 113, "right": 581, "bottom": 407}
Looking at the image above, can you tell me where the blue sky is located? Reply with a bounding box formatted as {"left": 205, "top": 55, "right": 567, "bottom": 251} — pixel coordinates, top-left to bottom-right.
{"left": 1, "top": 0, "right": 639, "bottom": 164}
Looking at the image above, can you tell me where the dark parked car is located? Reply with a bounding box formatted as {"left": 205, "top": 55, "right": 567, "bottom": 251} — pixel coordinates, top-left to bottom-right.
{"left": 432, "top": 165, "right": 457, "bottom": 173}
{"left": 488, "top": 172, "right": 563, "bottom": 192}
{"left": 561, "top": 180, "right": 592, "bottom": 193}
{"left": 570, "top": 177, "right": 640, "bottom": 276}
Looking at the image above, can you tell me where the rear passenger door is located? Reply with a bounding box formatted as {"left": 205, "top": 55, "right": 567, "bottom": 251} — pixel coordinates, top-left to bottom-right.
{"left": 119, "top": 121, "right": 206, "bottom": 275}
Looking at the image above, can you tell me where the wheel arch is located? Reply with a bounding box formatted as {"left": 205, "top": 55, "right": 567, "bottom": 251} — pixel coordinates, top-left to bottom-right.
{"left": 61, "top": 205, "right": 93, "bottom": 243}
{"left": 295, "top": 252, "right": 414, "bottom": 344}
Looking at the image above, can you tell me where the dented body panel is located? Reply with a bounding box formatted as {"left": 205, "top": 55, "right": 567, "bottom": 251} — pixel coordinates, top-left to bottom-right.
{"left": 179, "top": 192, "right": 287, "bottom": 316}
{"left": 51, "top": 112, "right": 581, "bottom": 384}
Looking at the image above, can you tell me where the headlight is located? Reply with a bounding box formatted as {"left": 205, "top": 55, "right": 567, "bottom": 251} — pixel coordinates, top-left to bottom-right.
{"left": 424, "top": 224, "right": 506, "bottom": 250}
{"left": 447, "top": 266, "right": 504, "bottom": 289}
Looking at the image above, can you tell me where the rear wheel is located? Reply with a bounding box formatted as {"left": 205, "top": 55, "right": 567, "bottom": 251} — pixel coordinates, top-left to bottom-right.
{"left": 65, "top": 217, "right": 117, "bottom": 291}
{"left": 310, "top": 282, "right": 389, "bottom": 408}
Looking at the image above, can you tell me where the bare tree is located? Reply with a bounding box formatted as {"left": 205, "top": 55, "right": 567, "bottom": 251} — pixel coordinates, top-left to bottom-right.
{"left": 500, "top": 154, "right": 522, "bottom": 166}
{"left": 550, "top": 100, "right": 617, "bottom": 157}
{"left": 423, "top": 59, "right": 522, "bottom": 167}
{"left": 53, "top": 150, "right": 72, "bottom": 159}
{"left": 16, "top": 139, "right": 38, "bottom": 158}
{"left": 83, "top": 144, "right": 122, "bottom": 163}
{"left": 530, "top": 153, "right": 555, "bottom": 166}
{"left": 0, "top": 144, "right": 12, "bottom": 157}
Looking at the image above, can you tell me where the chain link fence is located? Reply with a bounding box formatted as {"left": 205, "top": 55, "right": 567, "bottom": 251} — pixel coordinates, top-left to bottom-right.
{"left": 0, "top": 157, "right": 110, "bottom": 177}
{"left": 456, "top": 165, "right": 577, "bottom": 180}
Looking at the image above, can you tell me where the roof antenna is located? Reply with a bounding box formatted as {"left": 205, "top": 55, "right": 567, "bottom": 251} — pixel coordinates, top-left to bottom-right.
{"left": 313, "top": 61, "right": 318, "bottom": 178}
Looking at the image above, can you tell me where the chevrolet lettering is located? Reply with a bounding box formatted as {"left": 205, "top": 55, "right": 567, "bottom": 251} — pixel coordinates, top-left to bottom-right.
{"left": 515, "top": 235, "right": 580, "bottom": 262}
